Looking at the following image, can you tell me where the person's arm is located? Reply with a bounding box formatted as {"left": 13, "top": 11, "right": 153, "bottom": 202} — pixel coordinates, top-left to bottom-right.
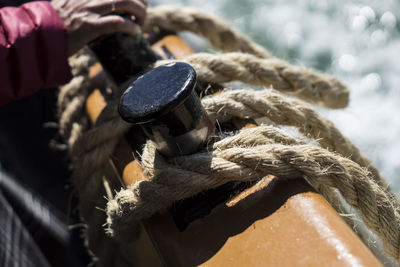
{"left": 0, "top": 0, "right": 147, "bottom": 106}
{"left": 0, "top": 1, "right": 71, "bottom": 106}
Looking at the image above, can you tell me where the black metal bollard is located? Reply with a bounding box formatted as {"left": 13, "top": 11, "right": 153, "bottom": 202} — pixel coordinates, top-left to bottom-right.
{"left": 119, "top": 62, "right": 215, "bottom": 157}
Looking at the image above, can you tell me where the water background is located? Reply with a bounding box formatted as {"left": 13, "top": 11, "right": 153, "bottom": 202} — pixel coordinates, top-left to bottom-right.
{"left": 154, "top": 0, "right": 400, "bottom": 191}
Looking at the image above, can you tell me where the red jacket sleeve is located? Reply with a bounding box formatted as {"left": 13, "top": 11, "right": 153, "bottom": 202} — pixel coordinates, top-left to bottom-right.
{"left": 0, "top": 1, "right": 72, "bottom": 106}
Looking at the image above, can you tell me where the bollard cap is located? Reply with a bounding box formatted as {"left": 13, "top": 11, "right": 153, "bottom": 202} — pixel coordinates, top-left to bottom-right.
{"left": 119, "top": 62, "right": 197, "bottom": 124}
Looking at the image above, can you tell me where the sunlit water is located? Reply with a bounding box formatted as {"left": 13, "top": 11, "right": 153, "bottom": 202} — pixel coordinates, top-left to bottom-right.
{"left": 154, "top": 0, "right": 400, "bottom": 191}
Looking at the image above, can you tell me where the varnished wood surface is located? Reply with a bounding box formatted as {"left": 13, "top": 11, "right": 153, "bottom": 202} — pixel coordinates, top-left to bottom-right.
{"left": 143, "top": 177, "right": 381, "bottom": 267}
{"left": 152, "top": 35, "right": 195, "bottom": 59}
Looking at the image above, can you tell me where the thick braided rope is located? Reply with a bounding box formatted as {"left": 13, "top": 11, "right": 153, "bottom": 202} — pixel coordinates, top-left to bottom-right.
{"left": 214, "top": 127, "right": 368, "bottom": 247}
{"left": 106, "top": 125, "right": 400, "bottom": 261}
{"left": 58, "top": 51, "right": 98, "bottom": 148}
{"left": 156, "top": 53, "right": 349, "bottom": 108}
{"left": 145, "top": 5, "right": 270, "bottom": 58}
{"left": 202, "top": 88, "right": 392, "bottom": 196}
{"left": 58, "top": 53, "right": 135, "bottom": 267}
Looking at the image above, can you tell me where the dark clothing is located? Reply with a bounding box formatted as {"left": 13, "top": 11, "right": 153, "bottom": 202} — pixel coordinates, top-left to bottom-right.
{"left": 0, "top": 169, "right": 88, "bottom": 267}
{"left": 0, "top": 186, "right": 51, "bottom": 267}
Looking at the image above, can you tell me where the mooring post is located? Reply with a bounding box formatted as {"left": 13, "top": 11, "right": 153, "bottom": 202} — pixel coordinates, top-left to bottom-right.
{"left": 119, "top": 62, "right": 215, "bottom": 156}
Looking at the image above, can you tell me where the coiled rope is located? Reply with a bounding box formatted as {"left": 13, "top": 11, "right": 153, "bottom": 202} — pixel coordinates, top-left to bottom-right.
{"left": 57, "top": 5, "right": 399, "bottom": 266}
{"left": 156, "top": 53, "right": 349, "bottom": 108}
{"left": 144, "top": 5, "right": 271, "bottom": 58}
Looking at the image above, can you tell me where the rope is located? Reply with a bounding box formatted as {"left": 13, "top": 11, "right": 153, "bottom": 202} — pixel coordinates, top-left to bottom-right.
{"left": 59, "top": 53, "right": 136, "bottom": 267}
{"left": 58, "top": 51, "right": 96, "bottom": 148}
{"left": 145, "top": 5, "right": 271, "bottom": 58}
{"left": 202, "top": 89, "right": 390, "bottom": 193}
{"left": 107, "top": 126, "right": 400, "bottom": 261}
{"left": 156, "top": 52, "right": 349, "bottom": 109}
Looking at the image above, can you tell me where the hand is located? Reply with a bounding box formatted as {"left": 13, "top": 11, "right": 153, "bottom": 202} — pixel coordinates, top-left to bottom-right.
{"left": 51, "top": 0, "right": 147, "bottom": 56}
